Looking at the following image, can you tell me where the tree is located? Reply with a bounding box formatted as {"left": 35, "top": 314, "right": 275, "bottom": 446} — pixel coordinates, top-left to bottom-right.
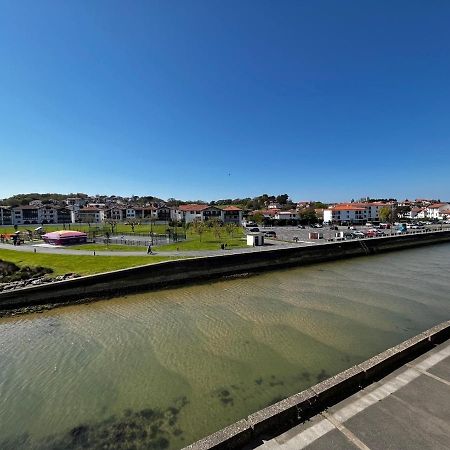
{"left": 276, "top": 194, "right": 289, "bottom": 205}
{"left": 378, "top": 206, "right": 392, "bottom": 222}
{"left": 209, "top": 218, "right": 222, "bottom": 239}
{"left": 127, "top": 219, "right": 140, "bottom": 232}
{"left": 298, "top": 209, "right": 318, "bottom": 225}
{"left": 396, "top": 205, "right": 411, "bottom": 219}
{"left": 379, "top": 206, "right": 396, "bottom": 223}
{"left": 104, "top": 219, "right": 118, "bottom": 234}
{"left": 191, "top": 220, "right": 207, "bottom": 241}
{"left": 251, "top": 213, "right": 264, "bottom": 225}
{"left": 225, "top": 223, "right": 237, "bottom": 239}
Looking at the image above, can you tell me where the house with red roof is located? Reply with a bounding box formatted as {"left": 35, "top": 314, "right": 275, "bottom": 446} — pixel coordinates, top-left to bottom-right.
{"left": 425, "top": 203, "right": 450, "bottom": 220}
{"left": 173, "top": 204, "right": 243, "bottom": 224}
{"left": 222, "top": 206, "right": 243, "bottom": 224}
{"left": 173, "top": 204, "right": 221, "bottom": 223}
{"left": 72, "top": 206, "right": 106, "bottom": 223}
{"left": 323, "top": 202, "right": 390, "bottom": 224}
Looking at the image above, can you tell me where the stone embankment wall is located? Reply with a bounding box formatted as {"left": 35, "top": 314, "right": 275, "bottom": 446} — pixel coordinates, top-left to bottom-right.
{"left": 0, "top": 230, "right": 450, "bottom": 311}
{"left": 182, "top": 320, "right": 450, "bottom": 450}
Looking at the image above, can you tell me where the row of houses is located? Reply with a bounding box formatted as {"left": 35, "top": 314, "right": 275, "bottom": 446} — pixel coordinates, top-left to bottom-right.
{"left": 407, "top": 203, "right": 450, "bottom": 220}
{"left": 323, "top": 201, "right": 450, "bottom": 224}
{"left": 0, "top": 204, "right": 244, "bottom": 226}
{"left": 2, "top": 198, "right": 449, "bottom": 227}
{"left": 0, "top": 205, "right": 72, "bottom": 226}
{"left": 252, "top": 209, "right": 300, "bottom": 221}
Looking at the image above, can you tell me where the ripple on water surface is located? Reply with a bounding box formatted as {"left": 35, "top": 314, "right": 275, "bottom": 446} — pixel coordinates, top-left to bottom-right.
{"left": 0, "top": 243, "right": 449, "bottom": 449}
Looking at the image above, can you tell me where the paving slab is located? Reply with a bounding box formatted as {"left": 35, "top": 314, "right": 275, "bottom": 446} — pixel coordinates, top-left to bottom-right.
{"left": 255, "top": 341, "right": 450, "bottom": 450}
{"left": 426, "top": 358, "right": 450, "bottom": 383}
{"left": 296, "top": 428, "right": 360, "bottom": 450}
{"left": 344, "top": 393, "right": 450, "bottom": 450}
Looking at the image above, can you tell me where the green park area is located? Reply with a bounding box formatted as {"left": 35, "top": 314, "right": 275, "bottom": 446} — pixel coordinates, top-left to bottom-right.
{"left": 0, "top": 222, "right": 247, "bottom": 253}
{"left": 67, "top": 227, "right": 246, "bottom": 252}
{"left": 69, "top": 244, "right": 148, "bottom": 252}
{"left": 0, "top": 249, "right": 182, "bottom": 277}
{"left": 0, "top": 223, "right": 172, "bottom": 235}
{"left": 153, "top": 230, "right": 246, "bottom": 251}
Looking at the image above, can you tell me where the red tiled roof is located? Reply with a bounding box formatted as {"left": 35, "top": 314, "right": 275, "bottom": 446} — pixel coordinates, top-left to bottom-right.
{"left": 178, "top": 204, "right": 209, "bottom": 211}
{"left": 79, "top": 207, "right": 103, "bottom": 212}
{"left": 13, "top": 205, "right": 40, "bottom": 210}
{"left": 428, "top": 203, "right": 447, "bottom": 208}
{"left": 223, "top": 206, "right": 242, "bottom": 211}
{"left": 331, "top": 205, "right": 366, "bottom": 211}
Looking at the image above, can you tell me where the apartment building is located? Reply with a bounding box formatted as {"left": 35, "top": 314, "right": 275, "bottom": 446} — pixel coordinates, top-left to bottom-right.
{"left": 222, "top": 206, "right": 243, "bottom": 224}
{"left": 425, "top": 203, "right": 450, "bottom": 220}
{"left": 0, "top": 206, "right": 12, "bottom": 225}
{"left": 323, "top": 202, "right": 388, "bottom": 224}
{"left": 71, "top": 207, "right": 106, "bottom": 224}
{"left": 173, "top": 204, "right": 242, "bottom": 224}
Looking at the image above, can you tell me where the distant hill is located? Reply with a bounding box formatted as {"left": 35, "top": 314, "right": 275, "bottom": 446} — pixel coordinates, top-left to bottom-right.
{"left": 1, "top": 193, "right": 86, "bottom": 207}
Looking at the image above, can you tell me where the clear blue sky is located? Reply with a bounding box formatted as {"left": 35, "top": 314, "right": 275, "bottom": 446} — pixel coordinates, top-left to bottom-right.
{"left": 1, "top": 0, "right": 449, "bottom": 202}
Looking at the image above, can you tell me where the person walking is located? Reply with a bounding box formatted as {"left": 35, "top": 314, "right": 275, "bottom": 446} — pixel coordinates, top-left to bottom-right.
{"left": 147, "top": 244, "right": 152, "bottom": 254}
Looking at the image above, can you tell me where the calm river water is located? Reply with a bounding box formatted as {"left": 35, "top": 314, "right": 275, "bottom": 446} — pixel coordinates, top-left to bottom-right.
{"left": 1, "top": 244, "right": 450, "bottom": 449}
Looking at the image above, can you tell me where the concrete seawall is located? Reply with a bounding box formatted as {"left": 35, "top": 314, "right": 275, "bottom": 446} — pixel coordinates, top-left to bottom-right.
{"left": 183, "top": 320, "right": 450, "bottom": 450}
{"left": 1, "top": 230, "right": 450, "bottom": 311}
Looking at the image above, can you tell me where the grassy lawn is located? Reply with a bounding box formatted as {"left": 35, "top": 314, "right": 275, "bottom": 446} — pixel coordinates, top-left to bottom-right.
{"left": 0, "top": 249, "right": 182, "bottom": 277}
{"left": 69, "top": 244, "right": 147, "bottom": 252}
{"left": 154, "top": 229, "right": 247, "bottom": 251}
{"left": 1, "top": 224, "right": 248, "bottom": 252}
{"left": 0, "top": 223, "right": 181, "bottom": 235}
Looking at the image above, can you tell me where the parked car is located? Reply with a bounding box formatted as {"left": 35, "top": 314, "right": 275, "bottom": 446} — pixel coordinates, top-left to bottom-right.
{"left": 264, "top": 231, "right": 277, "bottom": 238}
{"left": 352, "top": 231, "right": 365, "bottom": 238}
{"left": 248, "top": 227, "right": 260, "bottom": 232}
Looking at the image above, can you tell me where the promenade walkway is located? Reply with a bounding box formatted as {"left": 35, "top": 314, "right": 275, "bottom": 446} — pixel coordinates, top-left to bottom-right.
{"left": 0, "top": 240, "right": 297, "bottom": 258}
{"left": 257, "top": 341, "right": 450, "bottom": 450}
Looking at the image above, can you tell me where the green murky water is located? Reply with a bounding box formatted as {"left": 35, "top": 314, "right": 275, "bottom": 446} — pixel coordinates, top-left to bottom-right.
{"left": 1, "top": 244, "right": 449, "bottom": 449}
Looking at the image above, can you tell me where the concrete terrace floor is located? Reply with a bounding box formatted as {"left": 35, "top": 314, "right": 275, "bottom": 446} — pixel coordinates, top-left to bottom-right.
{"left": 256, "top": 341, "right": 450, "bottom": 450}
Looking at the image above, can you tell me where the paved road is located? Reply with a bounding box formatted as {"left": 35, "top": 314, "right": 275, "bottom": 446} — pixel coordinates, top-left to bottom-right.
{"left": 257, "top": 341, "right": 450, "bottom": 450}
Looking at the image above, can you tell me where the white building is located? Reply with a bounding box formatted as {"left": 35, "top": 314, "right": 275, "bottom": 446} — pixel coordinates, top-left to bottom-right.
{"left": 425, "top": 203, "right": 450, "bottom": 220}
{"left": 72, "top": 207, "right": 106, "bottom": 223}
{"left": 222, "top": 206, "right": 243, "bottom": 224}
{"left": 174, "top": 204, "right": 221, "bottom": 223}
{"left": 274, "top": 210, "right": 298, "bottom": 220}
{"left": 66, "top": 197, "right": 87, "bottom": 208}
{"left": 409, "top": 207, "right": 425, "bottom": 219}
{"left": 323, "top": 202, "right": 389, "bottom": 224}
{"left": 247, "top": 232, "right": 264, "bottom": 246}
{"left": 0, "top": 206, "right": 12, "bottom": 225}
{"left": 323, "top": 205, "right": 366, "bottom": 224}
{"left": 11, "top": 206, "right": 40, "bottom": 225}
